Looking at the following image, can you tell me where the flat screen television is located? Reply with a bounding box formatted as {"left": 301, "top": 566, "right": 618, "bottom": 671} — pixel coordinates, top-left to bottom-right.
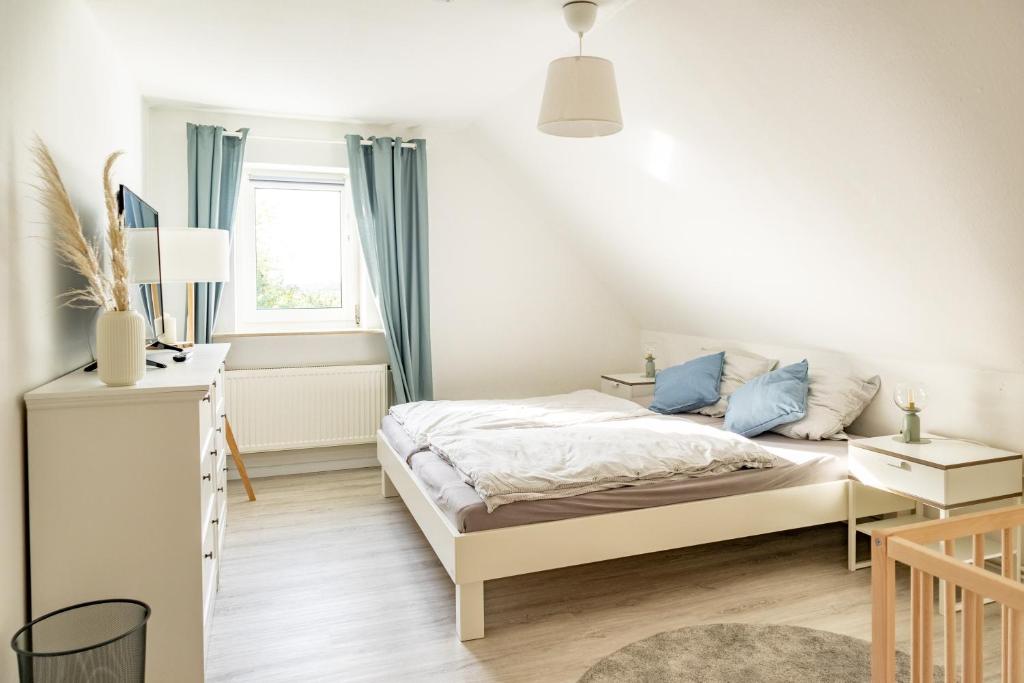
{"left": 118, "top": 185, "right": 159, "bottom": 230}
{"left": 117, "top": 185, "right": 170, "bottom": 347}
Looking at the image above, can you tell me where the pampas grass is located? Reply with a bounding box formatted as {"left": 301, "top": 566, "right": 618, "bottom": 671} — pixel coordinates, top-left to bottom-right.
{"left": 32, "top": 137, "right": 132, "bottom": 312}
{"left": 103, "top": 151, "right": 131, "bottom": 312}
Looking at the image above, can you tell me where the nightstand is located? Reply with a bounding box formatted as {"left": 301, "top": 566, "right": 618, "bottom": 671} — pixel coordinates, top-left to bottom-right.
{"left": 600, "top": 372, "right": 655, "bottom": 406}
{"left": 847, "top": 434, "right": 1023, "bottom": 609}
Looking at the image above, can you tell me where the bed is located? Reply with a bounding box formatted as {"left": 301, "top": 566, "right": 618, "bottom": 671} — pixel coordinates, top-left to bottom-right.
{"left": 377, "top": 403, "right": 913, "bottom": 641}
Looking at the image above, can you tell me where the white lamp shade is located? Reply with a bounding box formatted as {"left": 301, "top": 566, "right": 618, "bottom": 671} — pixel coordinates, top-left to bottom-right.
{"left": 538, "top": 56, "right": 623, "bottom": 137}
{"left": 125, "top": 228, "right": 231, "bottom": 284}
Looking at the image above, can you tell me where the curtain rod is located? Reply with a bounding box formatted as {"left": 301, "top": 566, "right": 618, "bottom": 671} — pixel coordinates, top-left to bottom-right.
{"left": 220, "top": 131, "right": 417, "bottom": 148}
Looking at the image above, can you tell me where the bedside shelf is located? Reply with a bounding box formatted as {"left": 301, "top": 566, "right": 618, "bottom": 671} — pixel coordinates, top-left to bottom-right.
{"left": 856, "top": 514, "right": 1005, "bottom": 564}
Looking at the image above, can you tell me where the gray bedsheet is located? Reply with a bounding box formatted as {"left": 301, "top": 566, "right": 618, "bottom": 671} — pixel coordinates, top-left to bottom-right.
{"left": 380, "top": 413, "right": 849, "bottom": 533}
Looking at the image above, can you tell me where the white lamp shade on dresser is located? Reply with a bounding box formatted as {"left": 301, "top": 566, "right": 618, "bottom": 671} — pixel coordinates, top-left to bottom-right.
{"left": 538, "top": 56, "right": 623, "bottom": 138}
{"left": 126, "top": 228, "right": 231, "bottom": 284}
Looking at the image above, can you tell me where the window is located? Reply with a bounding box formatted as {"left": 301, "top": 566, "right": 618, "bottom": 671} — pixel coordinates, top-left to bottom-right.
{"left": 233, "top": 168, "right": 362, "bottom": 331}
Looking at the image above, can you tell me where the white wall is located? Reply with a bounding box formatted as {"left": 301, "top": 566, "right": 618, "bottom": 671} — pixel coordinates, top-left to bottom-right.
{"left": 424, "top": 125, "right": 640, "bottom": 398}
{"left": 0, "top": 0, "right": 144, "bottom": 677}
{"left": 471, "top": 0, "right": 1024, "bottom": 380}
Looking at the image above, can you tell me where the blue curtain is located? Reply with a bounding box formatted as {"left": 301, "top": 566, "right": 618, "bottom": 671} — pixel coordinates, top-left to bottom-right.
{"left": 346, "top": 135, "right": 433, "bottom": 403}
{"left": 186, "top": 123, "right": 248, "bottom": 343}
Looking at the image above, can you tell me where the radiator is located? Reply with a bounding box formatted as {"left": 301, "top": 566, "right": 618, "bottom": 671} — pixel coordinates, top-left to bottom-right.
{"left": 225, "top": 364, "right": 389, "bottom": 453}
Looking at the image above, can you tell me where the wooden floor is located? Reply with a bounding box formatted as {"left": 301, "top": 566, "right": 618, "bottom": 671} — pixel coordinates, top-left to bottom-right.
{"left": 207, "top": 468, "right": 1008, "bottom": 682}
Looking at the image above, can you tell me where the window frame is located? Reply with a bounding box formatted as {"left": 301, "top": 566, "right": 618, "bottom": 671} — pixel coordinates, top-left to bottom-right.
{"left": 233, "top": 166, "right": 361, "bottom": 332}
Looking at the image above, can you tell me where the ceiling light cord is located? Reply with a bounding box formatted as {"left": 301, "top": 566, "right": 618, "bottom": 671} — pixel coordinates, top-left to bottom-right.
{"left": 578, "top": 32, "right": 583, "bottom": 57}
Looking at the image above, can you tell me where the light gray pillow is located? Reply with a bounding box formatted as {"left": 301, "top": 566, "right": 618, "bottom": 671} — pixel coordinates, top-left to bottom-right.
{"left": 771, "top": 370, "right": 880, "bottom": 440}
{"left": 696, "top": 349, "right": 779, "bottom": 418}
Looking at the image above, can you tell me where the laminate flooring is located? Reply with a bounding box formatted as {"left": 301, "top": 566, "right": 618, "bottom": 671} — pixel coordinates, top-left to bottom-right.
{"left": 207, "top": 468, "right": 1008, "bottom": 682}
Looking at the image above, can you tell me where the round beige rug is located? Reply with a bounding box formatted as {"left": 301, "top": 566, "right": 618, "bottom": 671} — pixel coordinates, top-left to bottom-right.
{"left": 579, "top": 623, "right": 942, "bottom": 683}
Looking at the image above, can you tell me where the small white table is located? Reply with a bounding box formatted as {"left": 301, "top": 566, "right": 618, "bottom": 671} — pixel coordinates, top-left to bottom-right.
{"left": 600, "top": 372, "right": 655, "bottom": 406}
{"left": 847, "top": 435, "right": 1023, "bottom": 610}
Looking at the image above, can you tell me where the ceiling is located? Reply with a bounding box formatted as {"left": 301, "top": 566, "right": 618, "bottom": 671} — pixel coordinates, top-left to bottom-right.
{"left": 87, "top": 0, "right": 633, "bottom": 124}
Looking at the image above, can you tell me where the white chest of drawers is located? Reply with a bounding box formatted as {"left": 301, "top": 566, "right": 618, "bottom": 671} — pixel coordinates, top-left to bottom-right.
{"left": 25, "top": 344, "right": 230, "bottom": 683}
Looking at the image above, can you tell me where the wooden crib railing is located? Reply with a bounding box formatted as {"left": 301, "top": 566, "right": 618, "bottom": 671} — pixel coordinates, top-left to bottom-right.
{"left": 872, "top": 505, "right": 1024, "bottom": 682}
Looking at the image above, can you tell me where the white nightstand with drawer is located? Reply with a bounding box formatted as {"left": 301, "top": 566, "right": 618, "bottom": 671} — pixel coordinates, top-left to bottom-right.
{"left": 600, "top": 372, "right": 655, "bottom": 406}
{"left": 847, "top": 435, "right": 1023, "bottom": 581}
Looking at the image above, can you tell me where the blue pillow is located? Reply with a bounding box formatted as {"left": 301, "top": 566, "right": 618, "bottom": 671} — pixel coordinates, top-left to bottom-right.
{"left": 724, "top": 360, "right": 809, "bottom": 437}
{"left": 649, "top": 352, "right": 725, "bottom": 414}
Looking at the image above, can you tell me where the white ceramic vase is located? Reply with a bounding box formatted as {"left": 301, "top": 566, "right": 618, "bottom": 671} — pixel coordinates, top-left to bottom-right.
{"left": 96, "top": 309, "right": 146, "bottom": 387}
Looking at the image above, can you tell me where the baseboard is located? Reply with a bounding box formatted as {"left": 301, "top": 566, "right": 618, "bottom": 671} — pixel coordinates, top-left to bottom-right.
{"left": 227, "top": 442, "right": 379, "bottom": 479}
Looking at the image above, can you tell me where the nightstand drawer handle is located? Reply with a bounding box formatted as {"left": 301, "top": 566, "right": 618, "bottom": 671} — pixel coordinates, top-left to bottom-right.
{"left": 204, "top": 552, "right": 214, "bottom": 560}
{"left": 886, "top": 461, "right": 911, "bottom": 471}
{"left": 202, "top": 473, "right": 212, "bottom": 481}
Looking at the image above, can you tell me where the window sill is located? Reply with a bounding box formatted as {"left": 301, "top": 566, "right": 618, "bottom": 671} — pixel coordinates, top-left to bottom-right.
{"left": 213, "top": 327, "right": 384, "bottom": 340}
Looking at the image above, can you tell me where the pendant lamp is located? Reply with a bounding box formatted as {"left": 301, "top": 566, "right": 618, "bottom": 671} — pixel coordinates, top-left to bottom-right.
{"left": 538, "top": 1, "right": 623, "bottom": 137}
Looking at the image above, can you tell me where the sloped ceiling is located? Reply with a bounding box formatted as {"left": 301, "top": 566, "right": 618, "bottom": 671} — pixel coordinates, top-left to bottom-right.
{"left": 86, "top": 0, "right": 634, "bottom": 123}
{"left": 470, "top": 0, "right": 1024, "bottom": 372}
{"left": 90, "top": 0, "right": 1024, "bottom": 373}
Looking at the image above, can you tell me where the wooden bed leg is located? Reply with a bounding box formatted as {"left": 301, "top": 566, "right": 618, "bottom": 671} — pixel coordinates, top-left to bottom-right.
{"left": 381, "top": 469, "right": 398, "bottom": 498}
{"left": 848, "top": 480, "right": 858, "bottom": 571}
{"left": 456, "top": 582, "right": 484, "bottom": 642}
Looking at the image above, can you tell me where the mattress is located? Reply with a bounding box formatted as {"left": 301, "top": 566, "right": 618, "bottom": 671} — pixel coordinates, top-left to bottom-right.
{"left": 380, "top": 413, "right": 850, "bottom": 533}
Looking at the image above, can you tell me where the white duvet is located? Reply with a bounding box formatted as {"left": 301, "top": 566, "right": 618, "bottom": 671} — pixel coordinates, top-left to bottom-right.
{"left": 428, "top": 415, "right": 779, "bottom": 512}
{"left": 389, "top": 389, "right": 651, "bottom": 450}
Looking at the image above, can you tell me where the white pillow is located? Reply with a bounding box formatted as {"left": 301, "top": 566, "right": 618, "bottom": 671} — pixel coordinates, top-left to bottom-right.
{"left": 696, "top": 350, "right": 779, "bottom": 418}
{"left": 771, "top": 371, "right": 880, "bottom": 440}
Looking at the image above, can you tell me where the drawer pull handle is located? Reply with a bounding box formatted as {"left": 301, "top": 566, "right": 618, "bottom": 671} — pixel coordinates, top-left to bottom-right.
{"left": 222, "top": 466, "right": 229, "bottom": 472}
{"left": 212, "top": 380, "right": 217, "bottom": 388}
{"left": 217, "top": 486, "right": 224, "bottom": 492}
{"left": 204, "top": 552, "right": 214, "bottom": 560}
{"left": 211, "top": 518, "right": 219, "bottom": 525}
{"left": 216, "top": 427, "right": 222, "bottom": 433}
{"left": 202, "top": 473, "right": 212, "bottom": 481}
{"left": 202, "top": 394, "right": 211, "bottom": 403}
{"left": 886, "top": 461, "right": 911, "bottom": 471}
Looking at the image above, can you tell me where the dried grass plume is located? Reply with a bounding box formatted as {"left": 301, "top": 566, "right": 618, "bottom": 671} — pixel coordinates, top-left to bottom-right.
{"left": 32, "top": 137, "right": 114, "bottom": 310}
{"left": 103, "top": 151, "right": 131, "bottom": 311}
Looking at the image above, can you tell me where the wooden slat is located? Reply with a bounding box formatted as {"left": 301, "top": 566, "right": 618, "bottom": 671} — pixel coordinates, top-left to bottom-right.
{"left": 890, "top": 505, "right": 1024, "bottom": 546}
{"left": 888, "top": 538, "right": 1024, "bottom": 612}
{"left": 964, "top": 587, "right": 978, "bottom": 683}
{"left": 973, "top": 534, "right": 985, "bottom": 683}
{"left": 943, "top": 538, "right": 956, "bottom": 683}
{"left": 922, "top": 570, "right": 934, "bottom": 683}
{"left": 912, "top": 567, "right": 922, "bottom": 683}
{"left": 1010, "top": 608, "right": 1024, "bottom": 683}
{"left": 872, "top": 533, "right": 896, "bottom": 682}
{"left": 1004, "top": 527, "right": 1014, "bottom": 683}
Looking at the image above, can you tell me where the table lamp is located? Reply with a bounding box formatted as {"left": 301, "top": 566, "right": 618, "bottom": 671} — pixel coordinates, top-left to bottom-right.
{"left": 892, "top": 383, "right": 929, "bottom": 444}
{"left": 126, "top": 228, "right": 231, "bottom": 347}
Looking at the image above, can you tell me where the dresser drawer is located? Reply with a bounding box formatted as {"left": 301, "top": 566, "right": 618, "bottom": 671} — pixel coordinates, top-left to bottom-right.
{"left": 849, "top": 444, "right": 1023, "bottom": 507}
{"left": 201, "top": 516, "right": 218, "bottom": 644}
{"left": 210, "top": 363, "right": 225, "bottom": 423}
{"left": 200, "top": 432, "right": 217, "bottom": 523}
{"left": 199, "top": 390, "right": 213, "bottom": 448}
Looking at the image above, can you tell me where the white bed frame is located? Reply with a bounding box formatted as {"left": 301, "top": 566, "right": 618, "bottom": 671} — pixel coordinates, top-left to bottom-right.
{"left": 377, "top": 430, "right": 913, "bottom": 641}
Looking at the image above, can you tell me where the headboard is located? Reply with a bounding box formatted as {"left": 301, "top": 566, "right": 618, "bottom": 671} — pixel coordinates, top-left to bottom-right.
{"left": 640, "top": 330, "right": 1024, "bottom": 452}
